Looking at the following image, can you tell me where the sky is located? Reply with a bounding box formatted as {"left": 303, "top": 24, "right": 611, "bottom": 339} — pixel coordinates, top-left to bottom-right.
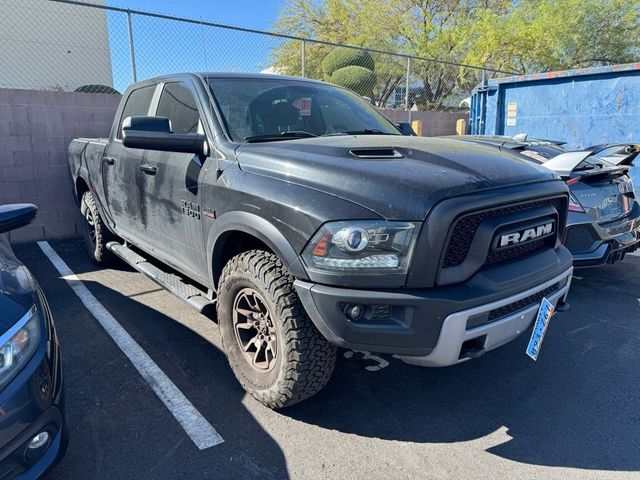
{"left": 103, "top": 0, "right": 290, "bottom": 91}
{"left": 106, "top": 0, "right": 284, "bottom": 30}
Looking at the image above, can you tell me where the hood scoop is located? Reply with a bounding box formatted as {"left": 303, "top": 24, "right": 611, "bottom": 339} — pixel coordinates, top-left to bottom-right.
{"left": 349, "top": 147, "right": 403, "bottom": 159}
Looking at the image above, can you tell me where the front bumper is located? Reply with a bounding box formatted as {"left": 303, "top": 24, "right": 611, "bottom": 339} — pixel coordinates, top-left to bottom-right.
{"left": 295, "top": 246, "right": 573, "bottom": 366}
{"left": 565, "top": 209, "right": 640, "bottom": 267}
{"left": 0, "top": 407, "right": 66, "bottom": 480}
{"left": 397, "top": 268, "right": 572, "bottom": 366}
{"left": 0, "top": 331, "right": 66, "bottom": 479}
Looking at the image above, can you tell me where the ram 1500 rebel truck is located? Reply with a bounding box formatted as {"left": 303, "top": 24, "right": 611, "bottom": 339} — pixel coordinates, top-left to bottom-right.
{"left": 68, "top": 73, "right": 573, "bottom": 408}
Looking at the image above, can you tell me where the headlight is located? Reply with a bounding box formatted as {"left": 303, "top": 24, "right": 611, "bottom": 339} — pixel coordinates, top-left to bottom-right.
{"left": 0, "top": 305, "right": 42, "bottom": 390}
{"left": 302, "top": 221, "right": 419, "bottom": 274}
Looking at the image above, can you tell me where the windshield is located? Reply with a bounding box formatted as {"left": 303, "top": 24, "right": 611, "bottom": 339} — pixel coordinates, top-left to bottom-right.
{"left": 207, "top": 77, "right": 401, "bottom": 142}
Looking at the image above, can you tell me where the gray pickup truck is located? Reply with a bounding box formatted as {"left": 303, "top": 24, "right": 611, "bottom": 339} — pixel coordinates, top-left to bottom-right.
{"left": 68, "top": 73, "right": 573, "bottom": 408}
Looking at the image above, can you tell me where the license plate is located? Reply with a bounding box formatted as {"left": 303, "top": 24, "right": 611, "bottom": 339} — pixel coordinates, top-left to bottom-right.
{"left": 526, "top": 297, "right": 555, "bottom": 361}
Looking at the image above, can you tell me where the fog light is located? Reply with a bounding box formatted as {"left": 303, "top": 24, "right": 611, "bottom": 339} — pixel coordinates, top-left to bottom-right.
{"left": 344, "top": 304, "right": 364, "bottom": 321}
{"left": 28, "top": 431, "right": 49, "bottom": 450}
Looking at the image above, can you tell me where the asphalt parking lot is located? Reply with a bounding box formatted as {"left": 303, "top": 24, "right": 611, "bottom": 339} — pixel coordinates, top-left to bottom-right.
{"left": 13, "top": 239, "right": 640, "bottom": 480}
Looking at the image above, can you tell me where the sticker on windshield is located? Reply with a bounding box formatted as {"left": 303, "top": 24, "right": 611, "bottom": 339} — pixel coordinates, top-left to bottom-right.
{"left": 293, "top": 97, "right": 312, "bottom": 116}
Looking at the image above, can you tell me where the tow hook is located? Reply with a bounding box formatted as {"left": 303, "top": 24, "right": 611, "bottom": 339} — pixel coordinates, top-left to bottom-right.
{"left": 555, "top": 300, "right": 570, "bottom": 312}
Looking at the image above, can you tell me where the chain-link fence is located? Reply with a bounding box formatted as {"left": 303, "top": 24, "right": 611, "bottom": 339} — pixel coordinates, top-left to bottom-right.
{"left": 0, "top": 0, "right": 515, "bottom": 113}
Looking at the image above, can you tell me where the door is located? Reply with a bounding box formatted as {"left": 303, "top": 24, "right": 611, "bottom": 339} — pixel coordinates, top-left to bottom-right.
{"left": 102, "top": 84, "right": 156, "bottom": 242}
{"left": 139, "top": 81, "right": 209, "bottom": 278}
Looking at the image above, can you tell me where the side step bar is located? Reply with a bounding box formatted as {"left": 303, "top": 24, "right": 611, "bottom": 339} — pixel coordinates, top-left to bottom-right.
{"left": 106, "top": 242, "right": 216, "bottom": 317}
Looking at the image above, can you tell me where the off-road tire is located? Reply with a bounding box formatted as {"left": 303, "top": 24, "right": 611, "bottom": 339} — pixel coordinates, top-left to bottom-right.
{"left": 217, "top": 250, "right": 337, "bottom": 409}
{"left": 81, "top": 191, "right": 116, "bottom": 265}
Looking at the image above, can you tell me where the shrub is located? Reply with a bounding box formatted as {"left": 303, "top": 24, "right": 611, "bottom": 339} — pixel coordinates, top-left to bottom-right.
{"left": 321, "top": 47, "right": 375, "bottom": 77}
{"left": 74, "top": 84, "right": 120, "bottom": 94}
{"left": 330, "top": 65, "right": 376, "bottom": 98}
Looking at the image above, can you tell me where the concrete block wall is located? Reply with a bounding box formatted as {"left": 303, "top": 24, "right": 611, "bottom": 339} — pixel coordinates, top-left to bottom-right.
{"left": 0, "top": 88, "right": 120, "bottom": 243}
{"left": 380, "top": 109, "right": 468, "bottom": 137}
{"left": 0, "top": 90, "right": 465, "bottom": 243}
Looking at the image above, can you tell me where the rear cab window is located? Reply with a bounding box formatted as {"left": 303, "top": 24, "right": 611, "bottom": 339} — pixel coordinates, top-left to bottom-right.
{"left": 156, "top": 82, "right": 203, "bottom": 134}
{"left": 117, "top": 85, "right": 156, "bottom": 139}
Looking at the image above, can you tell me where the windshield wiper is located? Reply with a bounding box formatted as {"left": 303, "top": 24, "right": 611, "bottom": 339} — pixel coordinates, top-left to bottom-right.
{"left": 323, "top": 128, "right": 393, "bottom": 136}
{"left": 244, "top": 131, "right": 318, "bottom": 143}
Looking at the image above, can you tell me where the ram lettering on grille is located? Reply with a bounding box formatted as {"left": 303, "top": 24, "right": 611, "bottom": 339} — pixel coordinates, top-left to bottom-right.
{"left": 498, "top": 222, "right": 554, "bottom": 248}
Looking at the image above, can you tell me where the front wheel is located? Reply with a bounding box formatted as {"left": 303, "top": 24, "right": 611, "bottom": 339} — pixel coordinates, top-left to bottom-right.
{"left": 217, "top": 250, "right": 337, "bottom": 409}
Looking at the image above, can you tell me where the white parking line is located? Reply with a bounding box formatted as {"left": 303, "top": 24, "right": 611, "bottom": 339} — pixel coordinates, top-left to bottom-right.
{"left": 37, "top": 241, "right": 224, "bottom": 450}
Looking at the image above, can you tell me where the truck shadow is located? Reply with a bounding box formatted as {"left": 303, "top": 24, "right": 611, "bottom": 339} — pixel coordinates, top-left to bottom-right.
{"left": 19, "top": 239, "right": 640, "bottom": 475}
{"left": 283, "top": 256, "right": 640, "bottom": 472}
{"left": 15, "top": 241, "right": 289, "bottom": 480}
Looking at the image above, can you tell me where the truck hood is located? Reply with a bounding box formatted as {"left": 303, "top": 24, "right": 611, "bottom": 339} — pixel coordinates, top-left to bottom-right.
{"left": 235, "top": 135, "right": 560, "bottom": 220}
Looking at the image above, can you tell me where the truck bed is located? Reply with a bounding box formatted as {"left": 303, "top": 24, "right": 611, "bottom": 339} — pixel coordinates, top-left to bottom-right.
{"left": 68, "top": 137, "right": 109, "bottom": 204}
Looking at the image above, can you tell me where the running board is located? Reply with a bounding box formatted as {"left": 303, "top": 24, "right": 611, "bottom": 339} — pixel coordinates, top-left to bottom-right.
{"left": 106, "top": 242, "right": 216, "bottom": 317}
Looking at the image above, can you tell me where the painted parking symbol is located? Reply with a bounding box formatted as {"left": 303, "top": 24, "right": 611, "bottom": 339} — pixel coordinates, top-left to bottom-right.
{"left": 343, "top": 350, "right": 390, "bottom": 372}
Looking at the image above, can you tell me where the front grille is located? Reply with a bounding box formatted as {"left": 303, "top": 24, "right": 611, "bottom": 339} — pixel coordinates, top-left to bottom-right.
{"left": 442, "top": 197, "right": 564, "bottom": 268}
{"left": 565, "top": 225, "right": 598, "bottom": 253}
{"left": 485, "top": 238, "right": 548, "bottom": 265}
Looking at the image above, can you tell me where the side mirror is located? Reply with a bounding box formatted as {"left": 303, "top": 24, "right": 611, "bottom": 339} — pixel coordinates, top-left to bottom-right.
{"left": 396, "top": 122, "right": 417, "bottom": 136}
{"left": 122, "top": 116, "right": 209, "bottom": 157}
{"left": 0, "top": 204, "right": 38, "bottom": 234}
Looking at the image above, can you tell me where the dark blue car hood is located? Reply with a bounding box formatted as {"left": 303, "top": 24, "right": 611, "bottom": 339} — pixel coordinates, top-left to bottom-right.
{"left": 0, "top": 235, "right": 36, "bottom": 336}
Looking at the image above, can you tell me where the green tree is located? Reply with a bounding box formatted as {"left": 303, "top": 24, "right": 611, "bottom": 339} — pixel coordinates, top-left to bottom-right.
{"left": 271, "top": 0, "right": 410, "bottom": 106}
{"left": 271, "top": 0, "right": 640, "bottom": 109}
{"left": 466, "top": 0, "right": 640, "bottom": 72}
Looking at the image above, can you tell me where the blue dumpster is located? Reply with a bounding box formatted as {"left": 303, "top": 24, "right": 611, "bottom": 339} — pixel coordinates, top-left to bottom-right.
{"left": 469, "top": 63, "right": 640, "bottom": 186}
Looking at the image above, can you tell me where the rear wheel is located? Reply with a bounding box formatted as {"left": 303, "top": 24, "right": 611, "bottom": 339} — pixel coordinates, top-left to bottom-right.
{"left": 81, "top": 191, "right": 115, "bottom": 265}
{"left": 217, "top": 250, "right": 337, "bottom": 409}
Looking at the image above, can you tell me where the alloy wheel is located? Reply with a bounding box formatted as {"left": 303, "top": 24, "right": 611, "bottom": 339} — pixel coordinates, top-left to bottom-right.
{"left": 85, "top": 209, "right": 96, "bottom": 244}
{"left": 232, "top": 288, "right": 278, "bottom": 372}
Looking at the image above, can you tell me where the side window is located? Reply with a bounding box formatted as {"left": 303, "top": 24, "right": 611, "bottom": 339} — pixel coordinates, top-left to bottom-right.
{"left": 156, "top": 82, "right": 201, "bottom": 134}
{"left": 118, "top": 85, "right": 156, "bottom": 139}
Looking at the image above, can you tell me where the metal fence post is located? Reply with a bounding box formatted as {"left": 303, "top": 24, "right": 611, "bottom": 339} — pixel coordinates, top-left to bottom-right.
{"left": 200, "top": 18, "right": 209, "bottom": 72}
{"left": 126, "top": 10, "right": 138, "bottom": 83}
{"left": 40, "top": 0, "right": 519, "bottom": 107}
{"left": 405, "top": 57, "right": 411, "bottom": 123}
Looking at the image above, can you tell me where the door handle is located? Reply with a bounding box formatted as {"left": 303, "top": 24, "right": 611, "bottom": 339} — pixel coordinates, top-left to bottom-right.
{"left": 139, "top": 164, "right": 157, "bottom": 175}
{"left": 103, "top": 157, "right": 116, "bottom": 165}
